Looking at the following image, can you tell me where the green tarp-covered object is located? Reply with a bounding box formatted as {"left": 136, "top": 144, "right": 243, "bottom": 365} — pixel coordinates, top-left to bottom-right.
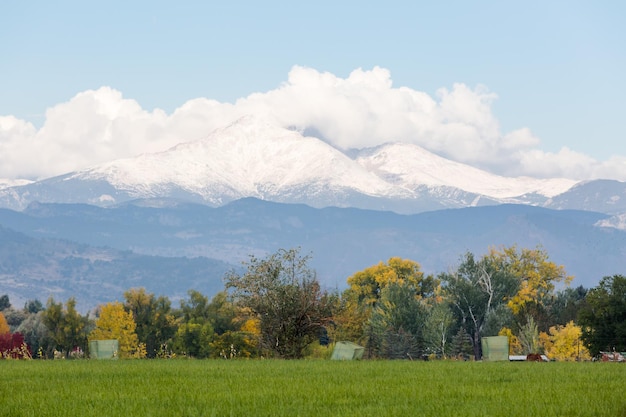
{"left": 331, "top": 341, "right": 364, "bottom": 360}
{"left": 89, "top": 339, "right": 119, "bottom": 359}
{"left": 481, "top": 336, "right": 509, "bottom": 361}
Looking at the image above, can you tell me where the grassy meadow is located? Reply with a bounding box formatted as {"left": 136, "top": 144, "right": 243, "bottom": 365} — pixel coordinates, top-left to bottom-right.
{"left": 1, "top": 359, "right": 624, "bottom": 417}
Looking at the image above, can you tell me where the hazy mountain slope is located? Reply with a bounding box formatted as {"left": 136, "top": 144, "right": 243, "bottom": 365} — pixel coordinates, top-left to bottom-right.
{"left": 545, "top": 179, "right": 626, "bottom": 214}
{"left": 1, "top": 199, "right": 622, "bottom": 297}
{"left": 0, "top": 225, "right": 234, "bottom": 311}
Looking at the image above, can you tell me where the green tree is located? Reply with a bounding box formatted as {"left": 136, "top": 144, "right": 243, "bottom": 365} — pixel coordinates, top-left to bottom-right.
{"left": 124, "top": 288, "right": 177, "bottom": 358}
{"left": 441, "top": 252, "right": 518, "bottom": 360}
{"left": 0, "top": 295, "right": 10, "bottom": 311}
{"left": 366, "top": 282, "right": 429, "bottom": 359}
{"left": 172, "top": 290, "right": 215, "bottom": 358}
{"left": 226, "top": 248, "right": 334, "bottom": 359}
{"left": 340, "top": 258, "right": 437, "bottom": 347}
{"left": 578, "top": 275, "right": 626, "bottom": 355}
{"left": 423, "top": 298, "right": 455, "bottom": 357}
{"left": 206, "top": 291, "right": 238, "bottom": 335}
{"left": 547, "top": 285, "right": 588, "bottom": 326}
{"left": 24, "top": 299, "right": 44, "bottom": 314}
{"left": 89, "top": 302, "right": 140, "bottom": 358}
{"left": 16, "top": 312, "right": 51, "bottom": 358}
{"left": 42, "top": 297, "right": 90, "bottom": 358}
{"left": 517, "top": 315, "right": 541, "bottom": 354}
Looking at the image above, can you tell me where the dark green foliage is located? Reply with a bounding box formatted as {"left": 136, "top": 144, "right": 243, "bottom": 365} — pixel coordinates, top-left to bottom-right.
{"left": 366, "top": 282, "right": 428, "bottom": 359}
{"left": 42, "top": 297, "right": 90, "bottom": 357}
{"left": 226, "top": 248, "right": 334, "bottom": 359}
{"left": 24, "top": 299, "right": 44, "bottom": 314}
{"left": 0, "top": 294, "right": 10, "bottom": 310}
{"left": 440, "top": 252, "right": 518, "bottom": 360}
{"left": 450, "top": 327, "right": 473, "bottom": 359}
{"left": 124, "top": 288, "right": 177, "bottom": 358}
{"left": 172, "top": 290, "right": 214, "bottom": 358}
{"left": 578, "top": 275, "right": 626, "bottom": 355}
{"left": 547, "top": 285, "right": 588, "bottom": 326}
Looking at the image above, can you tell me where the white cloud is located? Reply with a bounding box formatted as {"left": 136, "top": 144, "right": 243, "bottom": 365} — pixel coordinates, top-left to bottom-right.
{"left": 0, "top": 66, "right": 624, "bottom": 181}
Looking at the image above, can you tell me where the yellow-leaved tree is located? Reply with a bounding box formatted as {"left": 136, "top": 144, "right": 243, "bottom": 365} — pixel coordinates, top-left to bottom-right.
{"left": 539, "top": 321, "right": 590, "bottom": 361}
{"left": 488, "top": 246, "right": 573, "bottom": 315}
{"left": 89, "top": 302, "right": 141, "bottom": 358}
{"left": 346, "top": 257, "right": 434, "bottom": 306}
{"left": 0, "top": 312, "right": 9, "bottom": 335}
{"left": 498, "top": 327, "right": 523, "bottom": 355}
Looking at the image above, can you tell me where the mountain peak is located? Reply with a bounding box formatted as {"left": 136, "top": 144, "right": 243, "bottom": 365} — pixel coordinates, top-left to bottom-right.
{"left": 0, "top": 118, "right": 607, "bottom": 213}
{"left": 355, "top": 142, "right": 577, "bottom": 199}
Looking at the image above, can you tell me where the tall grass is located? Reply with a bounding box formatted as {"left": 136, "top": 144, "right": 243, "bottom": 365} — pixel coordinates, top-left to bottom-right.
{"left": 1, "top": 360, "right": 624, "bottom": 417}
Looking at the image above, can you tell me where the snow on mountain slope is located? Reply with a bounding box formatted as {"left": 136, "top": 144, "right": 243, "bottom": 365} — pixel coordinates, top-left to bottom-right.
{"left": 0, "top": 117, "right": 589, "bottom": 213}
{"left": 596, "top": 213, "right": 626, "bottom": 231}
{"left": 0, "top": 179, "right": 33, "bottom": 190}
{"left": 70, "top": 116, "right": 414, "bottom": 205}
{"left": 355, "top": 142, "right": 577, "bottom": 200}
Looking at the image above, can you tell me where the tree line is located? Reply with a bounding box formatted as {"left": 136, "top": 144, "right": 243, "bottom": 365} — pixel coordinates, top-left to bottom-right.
{"left": 1, "top": 246, "right": 624, "bottom": 360}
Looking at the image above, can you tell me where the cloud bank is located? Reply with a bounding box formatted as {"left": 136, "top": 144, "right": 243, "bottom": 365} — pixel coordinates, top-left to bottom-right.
{"left": 1, "top": 66, "right": 625, "bottom": 181}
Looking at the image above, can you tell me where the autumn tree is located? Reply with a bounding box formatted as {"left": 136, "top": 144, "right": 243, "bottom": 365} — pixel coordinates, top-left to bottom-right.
{"left": 330, "top": 293, "right": 370, "bottom": 344}
{"left": 0, "top": 312, "right": 9, "bottom": 335}
{"left": 226, "top": 248, "right": 334, "bottom": 359}
{"left": 578, "top": 275, "right": 626, "bottom": 355}
{"left": 498, "top": 327, "right": 523, "bottom": 355}
{"left": 90, "top": 302, "right": 140, "bottom": 358}
{"left": 347, "top": 257, "right": 435, "bottom": 307}
{"left": 540, "top": 321, "right": 590, "bottom": 361}
{"left": 340, "top": 258, "right": 437, "bottom": 346}
{"left": 489, "top": 245, "right": 572, "bottom": 328}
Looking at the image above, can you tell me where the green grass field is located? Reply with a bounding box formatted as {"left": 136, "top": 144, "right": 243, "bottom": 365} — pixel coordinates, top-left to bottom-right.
{"left": 1, "top": 360, "right": 624, "bottom": 417}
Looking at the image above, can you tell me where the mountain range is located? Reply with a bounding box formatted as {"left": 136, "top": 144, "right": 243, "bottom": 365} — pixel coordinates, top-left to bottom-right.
{"left": 1, "top": 116, "right": 625, "bottom": 309}
{"left": 1, "top": 198, "right": 625, "bottom": 310}
{"left": 2, "top": 116, "right": 625, "bottom": 215}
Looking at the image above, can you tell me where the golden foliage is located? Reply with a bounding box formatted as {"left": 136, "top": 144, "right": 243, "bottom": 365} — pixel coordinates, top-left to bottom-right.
{"left": 540, "top": 321, "right": 591, "bottom": 361}
{"left": 89, "top": 302, "right": 139, "bottom": 359}
{"left": 0, "top": 312, "right": 9, "bottom": 335}
{"left": 329, "top": 297, "right": 369, "bottom": 343}
{"left": 498, "top": 327, "right": 522, "bottom": 355}
{"left": 488, "top": 246, "right": 573, "bottom": 314}
{"left": 347, "top": 257, "right": 424, "bottom": 306}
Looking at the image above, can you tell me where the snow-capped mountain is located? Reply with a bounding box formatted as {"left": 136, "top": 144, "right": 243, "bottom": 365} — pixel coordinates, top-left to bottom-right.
{"left": 0, "top": 115, "right": 623, "bottom": 214}
{"left": 76, "top": 115, "right": 415, "bottom": 204}
{"left": 355, "top": 143, "right": 575, "bottom": 200}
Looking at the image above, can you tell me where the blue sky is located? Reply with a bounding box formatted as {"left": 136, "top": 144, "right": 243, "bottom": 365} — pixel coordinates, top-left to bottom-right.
{"left": 1, "top": 0, "right": 624, "bottom": 180}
